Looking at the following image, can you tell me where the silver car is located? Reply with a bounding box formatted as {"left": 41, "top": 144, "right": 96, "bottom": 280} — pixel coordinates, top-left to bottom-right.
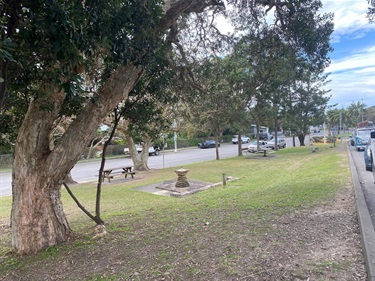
{"left": 267, "top": 139, "right": 286, "bottom": 149}
{"left": 247, "top": 141, "right": 268, "bottom": 153}
{"left": 232, "top": 135, "right": 250, "bottom": 144}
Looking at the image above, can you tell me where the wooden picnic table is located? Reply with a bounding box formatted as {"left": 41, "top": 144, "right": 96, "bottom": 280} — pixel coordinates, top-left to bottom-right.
{"left": 101, "top": 166, "right": 135, "bottom": 182}
{"left": 245, "top": 148, "right": 273, "bottom": 157}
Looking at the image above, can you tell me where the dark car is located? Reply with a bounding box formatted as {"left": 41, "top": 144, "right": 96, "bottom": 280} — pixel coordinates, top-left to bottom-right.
{"left": 198, "top": 140, "right": 220, "bottom": 149}
{"left": 364, "top": 143, "right": 373, "bottom": 171}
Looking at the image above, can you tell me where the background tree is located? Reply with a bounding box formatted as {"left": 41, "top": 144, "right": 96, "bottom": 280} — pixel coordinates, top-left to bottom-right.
{"left": 85, "top": 128, "right": 110, "bottom": 160}
{"left": 365, "top": 105, "right": 375, "bottom": 122}
{"left": 119, "top": 49, "right": 177, "bottom": 171}
{"left": 286, "top": 72, "right": 330, "bottom": 145}
{"left": 188, "top": 57, "right": 237, "bottom": 160}
{"left": 325, "top": 107, "right": 353, "bottom": 134}
{"left": 347, "top": 101, "right": 367, "bottom": 124}
{"left": 234, "top": 25, "right": 296, "bottom": 149}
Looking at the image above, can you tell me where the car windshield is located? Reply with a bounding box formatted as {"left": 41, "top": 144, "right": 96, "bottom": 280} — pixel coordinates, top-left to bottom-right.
{"left": 357, "top": 130, "right": 372, "bottom": 137}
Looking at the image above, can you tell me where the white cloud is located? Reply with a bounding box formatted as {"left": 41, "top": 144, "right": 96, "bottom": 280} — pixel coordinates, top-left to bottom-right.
{"left": 324, "top": 47, "right": 375, "bottom": 108}
{"left": 321, "top": 0, "right": 375, "bottom": 109}
{"left": 321, "top": 0, "right": 374, "bottom": 42}
{"left": 327, "top": 46, "right": 375, "bottom": 72}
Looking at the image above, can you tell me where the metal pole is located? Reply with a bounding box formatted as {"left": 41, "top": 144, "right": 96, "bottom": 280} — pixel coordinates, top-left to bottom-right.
{"left": 162, "top": 135, "right": 165, "bottom": 169}
{"left": 173, "top": 119, "right": 177, "bottom": 152}
{"left": 174, "top": 131, "right": 177, "bottom": 153}
{"left": 223, "top": 173, "right": 226, "bottom": 187}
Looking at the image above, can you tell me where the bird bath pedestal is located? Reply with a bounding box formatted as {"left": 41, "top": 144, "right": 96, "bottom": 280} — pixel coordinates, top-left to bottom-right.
{"left": 175, "top": 168, "right": 190, "bottom": 188}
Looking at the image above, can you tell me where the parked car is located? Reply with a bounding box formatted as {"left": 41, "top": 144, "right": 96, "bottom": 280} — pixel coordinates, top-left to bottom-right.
{"left": 232, "top": 135, "right": 250, "bottom": 144}
{"left": 257, "top": 132, "right": 273, "bottom": 140}
{"left": 349, "top": 132, "right": 355, "bottom": 146}
{"left": 354, "top": 128, "right": 374, "bottom": 151}
{"left": 267, "top": 139, "right": 286, "bottom": 149}
{"left": 247, "top": 141, "right": 268, "bottom": 153}
{"left": 124, "top": 145, "right": 160, "bottom": 156}
{"left": 370, "top": 131, "right": 375, "bottom": 183}
{"left": 198, "top": 140, "right": 220, "bottom": 149}
{"left": 364, "top": 143, "right": 373, "bottom": 171}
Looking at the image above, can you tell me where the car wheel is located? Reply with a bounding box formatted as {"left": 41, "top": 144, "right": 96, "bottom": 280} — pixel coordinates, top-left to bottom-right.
{"left": 155, "top": 149, "right": 160, "bottom": 156}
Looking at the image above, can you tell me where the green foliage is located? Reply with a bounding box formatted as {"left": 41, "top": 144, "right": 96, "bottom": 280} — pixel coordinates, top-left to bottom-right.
{"left": 0, "top": 0, "right": 166, "bottom": 147}
{"left": 326, "top": 102, "right": 374, "bottom": 130}
{"left": 122, "top": 48, "right": 177, "bottom": 141}
{"left": 0, "top": 38, "right": 16, "bottom": 62}
{"left": 366, "top": 105, "right": 375, "bottom": 122}
{"left": 188, "top": 57, "right": 243, "bottom": 139}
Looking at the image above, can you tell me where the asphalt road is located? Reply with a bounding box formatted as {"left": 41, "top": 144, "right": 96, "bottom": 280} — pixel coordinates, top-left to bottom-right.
{"left": 348, "top": 143, "right": 375, "bottom": 226}
{"left": 0, "top": 136, "right": 300, "bottom": 197}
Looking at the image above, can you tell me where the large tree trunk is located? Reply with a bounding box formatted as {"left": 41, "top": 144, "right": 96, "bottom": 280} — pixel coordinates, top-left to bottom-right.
{"left": 11, "top": 175, "right": 71, "bottom": 255}
{"left": 10, "top": 0, "right": 228, "bottom": 255}
{"left": 125, "top": 133, "right": 150, "bottom": 171}
{"left": 298, "top": 133, "right": 306, "bottom": 146}
{"left": 125, "top": 135, "right": 149, "bottom": 171}
{"left": 215, "top": 132, "right": 220, "bottom": 160}
{"left": 274, "top": 119, "right": 278, "bottom": 151}
{"left": 12, "top": 66, "right": 143, "bottom": 255}
{"left": 11, "top": 90, "right": 71, "bottom": 255}
{"left": 237, "top": 132, "right": 243, "bottom": 156}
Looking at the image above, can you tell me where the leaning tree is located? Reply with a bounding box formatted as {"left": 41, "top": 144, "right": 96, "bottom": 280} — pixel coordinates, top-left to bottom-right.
{"left": 1, "top": 0, "right": 332, "bottom": 255}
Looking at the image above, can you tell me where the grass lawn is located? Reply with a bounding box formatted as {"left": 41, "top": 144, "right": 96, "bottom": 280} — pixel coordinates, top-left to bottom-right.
{"left": 0, "top": 143, "right": 366, "bottom": 280}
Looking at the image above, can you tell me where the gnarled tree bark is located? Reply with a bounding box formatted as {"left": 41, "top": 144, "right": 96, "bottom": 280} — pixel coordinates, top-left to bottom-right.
{"left": 11, "top": 1, "right": 226, "bottom": 255}
{"left": 12, "top": 66, "right": 142, "bottom": 254}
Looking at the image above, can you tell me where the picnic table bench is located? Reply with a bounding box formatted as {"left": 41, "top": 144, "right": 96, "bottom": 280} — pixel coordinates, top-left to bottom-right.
{"left": 246, "top": 148, "right": 273, "bottom": 157}
{"left": 256, "top": 148, "right": 275, "bottom": 157}
{"left": 100, "top": 166, "right": 135, "bottom": 182}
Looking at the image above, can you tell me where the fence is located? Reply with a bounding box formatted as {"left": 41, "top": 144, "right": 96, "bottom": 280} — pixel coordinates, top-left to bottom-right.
{"left": 0, "top": 154, "right": 12, "bottom": 169}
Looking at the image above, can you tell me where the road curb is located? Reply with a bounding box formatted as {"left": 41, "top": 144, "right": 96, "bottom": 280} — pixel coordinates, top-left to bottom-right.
{"left": 348, "top": 144, "right": 375, "bottom": 281}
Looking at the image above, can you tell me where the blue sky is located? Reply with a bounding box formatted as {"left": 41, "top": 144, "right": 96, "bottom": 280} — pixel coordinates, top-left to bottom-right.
{"left": 322, "top": 0, "right": 375, "bottom": 109}
{"left": 216, "top": 0, "right": 375, "bottom": 109}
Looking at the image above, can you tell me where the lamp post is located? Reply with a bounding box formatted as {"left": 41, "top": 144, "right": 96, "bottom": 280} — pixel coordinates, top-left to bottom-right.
{"left": 173, "top": 119, "right": 177, "bottom": 152}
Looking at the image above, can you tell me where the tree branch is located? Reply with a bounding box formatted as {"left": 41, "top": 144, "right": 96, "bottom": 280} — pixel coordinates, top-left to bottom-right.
{"left": 63, "top": 182, "right": 99, "bottom": 223}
